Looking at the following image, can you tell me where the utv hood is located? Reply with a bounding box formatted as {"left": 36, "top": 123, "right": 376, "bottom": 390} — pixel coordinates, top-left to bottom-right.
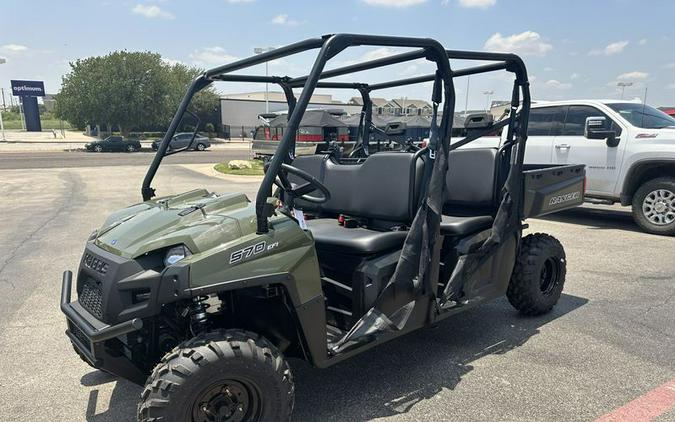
{"left": 94, "top": 189, "right": 256, "bottom": 258}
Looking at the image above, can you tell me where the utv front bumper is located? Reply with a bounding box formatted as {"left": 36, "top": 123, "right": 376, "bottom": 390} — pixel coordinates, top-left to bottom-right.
{"left": 61, "top": 271, "right": 147, "bottom": 384}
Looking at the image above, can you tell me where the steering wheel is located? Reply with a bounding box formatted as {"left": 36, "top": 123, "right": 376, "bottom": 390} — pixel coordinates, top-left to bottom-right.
{"left": 267, "top": 162, "right": 331, "bottom": 204}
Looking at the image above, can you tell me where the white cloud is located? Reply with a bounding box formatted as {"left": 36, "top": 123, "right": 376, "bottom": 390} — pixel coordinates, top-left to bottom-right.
{"left": 545, "top": 79, "right": 572, "bottom": 90}
{"left": 616, "top": 71, "right": 649, "bottom": 81}
{"left": 131, "top": 4, "right": 174, "bottom": 19}
{"left": 589, "top": 40, "right": 628, "bottom": 56}
{"left": 189, "top": 47, "right": 238, "bottom": 66}
{"left": 570, "top": 72, "right": 580, "bottom": 80}
{"left": 162, "top": 57, "right": 184, "bottom": 66}
{"left": 362, "top": 47, "right": 397, "bottom": 61}
{"left": 458, "top": 0, "right": 496, "bottom": 8}
{"left": 1, "top": 44, "right": 28, "bottom": 52}
{"left": 638, "top": 38, "right": 648, "bottom": 45}
{"left": 667, "top": 83, "right": 675, "bottom": 90}
{"left": 361, "top": 0, "right": 427, "bottom": 8}
{"left": 544, "top": 66, "right": 554, "bottom": 72}
{"left": 664, "top": 63, "right": 675, "bottom": 69}
{"left": 271, "top": 14, "right": 301, "bottom": 25}
{"left": 484, "top": 31, "right": 552, "bottom": 56}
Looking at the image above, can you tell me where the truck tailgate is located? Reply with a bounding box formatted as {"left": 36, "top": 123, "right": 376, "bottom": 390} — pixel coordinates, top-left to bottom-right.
{"left": 521, "top": 164, "right": 585, "bottom": 218}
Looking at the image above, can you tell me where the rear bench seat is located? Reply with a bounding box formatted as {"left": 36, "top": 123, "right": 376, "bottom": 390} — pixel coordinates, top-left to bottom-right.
{"left": 292, "top": 147, "right": 499, "bottom": 254}
{"left": 440, "top": 147, "right": 498, "bottom": 236}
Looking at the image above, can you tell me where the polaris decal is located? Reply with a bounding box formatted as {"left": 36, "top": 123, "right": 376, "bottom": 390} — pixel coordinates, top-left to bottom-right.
{"left": 549, "top": 191, "right": 581, "bottom": 206}
{"left": 229, "top": 241, "right": 279, "bottom": 264}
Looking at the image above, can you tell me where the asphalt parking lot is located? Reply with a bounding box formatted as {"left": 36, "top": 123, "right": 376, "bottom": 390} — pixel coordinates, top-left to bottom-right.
{"left": 0, "top": 156, "right": 672, "bottom": 421}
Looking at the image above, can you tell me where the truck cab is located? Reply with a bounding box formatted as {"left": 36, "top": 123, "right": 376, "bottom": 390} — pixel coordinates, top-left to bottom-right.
{"left": 501, "top": 99, "right": 675, "bottom": 235}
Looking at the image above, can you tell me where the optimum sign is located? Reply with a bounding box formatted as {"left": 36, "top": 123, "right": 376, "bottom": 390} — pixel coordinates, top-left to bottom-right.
{"left": 11, "top": 80, "right": 46, "bottom": 97}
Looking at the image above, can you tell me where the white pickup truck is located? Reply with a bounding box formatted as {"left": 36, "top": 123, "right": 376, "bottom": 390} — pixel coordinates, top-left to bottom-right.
{"left": 502, "top": 99, "right": 675, "bottom": 235}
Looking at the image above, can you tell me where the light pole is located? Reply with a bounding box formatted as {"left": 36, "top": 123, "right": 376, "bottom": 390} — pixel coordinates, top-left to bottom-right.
{"left": 0, "top": 58, "right": 6, "bottom": 141}
{"left": 483, "top": 90, "right": 494, "bottom": 112}
{"left": 253, "top": 47, "right": 274, "bottom": 114}
{"left": 617, "top": 82, "right": 633, "bottom": 100}
{"left": 464, "top": 76, "right": 470, "bottom": 116}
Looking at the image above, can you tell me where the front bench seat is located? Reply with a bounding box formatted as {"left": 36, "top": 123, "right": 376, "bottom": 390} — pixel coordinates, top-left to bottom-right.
{"left": 306, "top": 219, "right": 408, "bottom": 255}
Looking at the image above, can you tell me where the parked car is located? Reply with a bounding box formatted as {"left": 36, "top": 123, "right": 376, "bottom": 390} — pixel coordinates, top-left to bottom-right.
{"left": 151, "top": 132, "right": 211, "bottom": 151}
{"left": 85, "top": 136, "right": 141, "bottom": 152}
{"left": 502, "top": 100, "right": 675, "bottom": 235}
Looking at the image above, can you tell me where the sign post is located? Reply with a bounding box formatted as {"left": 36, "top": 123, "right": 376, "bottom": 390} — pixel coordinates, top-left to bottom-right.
{"left": 11, "top": 80, "right": 45, "bottom": 132}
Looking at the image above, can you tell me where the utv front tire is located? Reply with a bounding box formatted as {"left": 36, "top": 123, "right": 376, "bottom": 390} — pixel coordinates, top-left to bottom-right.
{"left": 138, "top": 329, "right": 294, "bottom": 422}
{"left": 507, "top": 233, "right": 566, "bottom": 316}
{"left": 631, "top": 177, "right": 675, "bottom": 236}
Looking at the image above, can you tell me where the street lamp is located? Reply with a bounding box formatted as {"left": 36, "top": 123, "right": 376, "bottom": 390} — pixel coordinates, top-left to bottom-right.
{"left": 253, "top": 47, "right": 275, "bottom": 114}
{"left": 0, "top": 58, "right": 5, "bottom": 141}
{"left": 483, "top": 90, "right": 494, "bottom": 111}
{"left": 617, "top": 82, "right": 633, "bottom": 100}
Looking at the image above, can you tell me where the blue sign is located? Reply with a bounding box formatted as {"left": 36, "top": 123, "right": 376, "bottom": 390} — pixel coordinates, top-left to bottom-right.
{"left": 11, "top": 80, "right": 45, "bottom": 97}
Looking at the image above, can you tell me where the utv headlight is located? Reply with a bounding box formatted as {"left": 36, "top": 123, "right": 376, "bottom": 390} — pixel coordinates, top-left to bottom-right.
{"left": 164, "top": 245, "right": 192, "bottom": 266}
{"left": 87, "top": 229, "right": 98, "bottom": 241}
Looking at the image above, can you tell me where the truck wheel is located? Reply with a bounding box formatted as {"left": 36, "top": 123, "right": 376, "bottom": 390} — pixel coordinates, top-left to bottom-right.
{"left": 507, "top": 233, "right": 566, "bottom": 316}
{"left": 632, "top": 177, "right": 675, "bottom": 236}
{"left": 138, "top": 329, "right": 294, "bottom": 422}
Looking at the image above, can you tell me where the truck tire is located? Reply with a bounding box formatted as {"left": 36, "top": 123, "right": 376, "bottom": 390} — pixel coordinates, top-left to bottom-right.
{"left": 138, "top": 329, "right": 294, "bottom": 422}
{"left": 507, "top": 233, "right": 566, "bottom": 316}
{"left": 631, "top": 177, "right": 675, "bottom": 236}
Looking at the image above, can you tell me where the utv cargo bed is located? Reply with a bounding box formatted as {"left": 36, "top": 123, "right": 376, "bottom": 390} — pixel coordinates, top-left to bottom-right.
{"left": 521, "top": 164, "right": 585, "bottom": 218}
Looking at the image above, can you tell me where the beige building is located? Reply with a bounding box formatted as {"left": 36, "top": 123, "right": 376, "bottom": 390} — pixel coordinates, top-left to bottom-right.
{"left": 348, "top": 96, "right": 433, "bottom": 117}
{"left": 222, "top": 91, "right": 342, "bottom": 104}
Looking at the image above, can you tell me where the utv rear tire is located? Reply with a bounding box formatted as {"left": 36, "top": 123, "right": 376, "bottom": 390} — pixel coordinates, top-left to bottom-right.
{"left": 507, "top": 233, "right": 566, "bottom": 316}
{"left": 137, "top": 329, "right": 294, "bottom": 422}
{"left": 631, "top": 177, "right": 675, "bottom": 236}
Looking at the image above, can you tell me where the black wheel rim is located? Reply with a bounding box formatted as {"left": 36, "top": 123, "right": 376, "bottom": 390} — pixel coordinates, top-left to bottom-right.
{"left": 539, "top": 257, "right": 560, "bottom": 295}
{"left": 192, "top": 379, "right": 262, "bottom": 422}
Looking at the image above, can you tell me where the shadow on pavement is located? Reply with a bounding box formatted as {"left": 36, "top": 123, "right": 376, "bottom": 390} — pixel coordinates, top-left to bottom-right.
{"left": 81, "top": 294, "right": 587, "bottom": 422}
{"left": 536, "top": 206, "right": 642, "bottom": 233}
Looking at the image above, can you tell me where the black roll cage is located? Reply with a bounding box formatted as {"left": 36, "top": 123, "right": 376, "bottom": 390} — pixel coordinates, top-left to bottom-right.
{"left": 142, "top": 34, "right": 530, "bottom": 234}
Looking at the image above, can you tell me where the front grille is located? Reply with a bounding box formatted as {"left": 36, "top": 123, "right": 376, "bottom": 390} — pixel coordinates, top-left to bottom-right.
{"left": 69, "top": 321, "right": 91, "bottom": 350}
{"left": 79, "top": 278, "right": 104, "bottom": 319}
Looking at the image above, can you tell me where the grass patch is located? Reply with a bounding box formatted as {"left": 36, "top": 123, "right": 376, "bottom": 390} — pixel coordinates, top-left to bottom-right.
{"left": 214, "top": 160, "right": 264, "bottom": 176}
{"left": 2, "top": 119, "right": 73, "bottom": 130}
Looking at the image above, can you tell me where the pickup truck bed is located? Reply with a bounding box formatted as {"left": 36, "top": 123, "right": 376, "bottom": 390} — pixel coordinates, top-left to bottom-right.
{"left": 521, "top": 164, "right": 585, "bottom": 218}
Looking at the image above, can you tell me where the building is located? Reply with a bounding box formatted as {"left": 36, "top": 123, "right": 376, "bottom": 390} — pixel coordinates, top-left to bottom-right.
{"left": 347, "top": 96, "right": 433, "bottom": 117}
{"left": 659, "top": 107, "right": 675, "bottom": 118}
{"left": 221, "top": 91, "right": 361, "bottom": 139}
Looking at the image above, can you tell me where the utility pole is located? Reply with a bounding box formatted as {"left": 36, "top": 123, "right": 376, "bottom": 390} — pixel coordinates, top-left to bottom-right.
{"left": 1, "top": 88, "right": 6, "bottom": 111}
{"left": 253, "top": 47, "right": 275, "bottom": 114}
{"left": 464, "top": 76, "right": 470, "bottom": 116}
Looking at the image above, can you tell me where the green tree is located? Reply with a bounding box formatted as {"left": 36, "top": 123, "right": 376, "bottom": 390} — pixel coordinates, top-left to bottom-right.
{"left": 165, "top": 63, "right": 220, "bottom": 132}
{"left": 55, "top": 51, "right": 220, "bottom": 135}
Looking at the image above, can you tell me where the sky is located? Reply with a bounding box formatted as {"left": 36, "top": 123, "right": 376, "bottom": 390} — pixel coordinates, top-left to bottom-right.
{"left": 1, "top": 0, "right": 674, "bottom": 111}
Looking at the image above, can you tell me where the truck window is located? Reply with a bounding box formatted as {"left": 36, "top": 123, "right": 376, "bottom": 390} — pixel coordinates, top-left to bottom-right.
{"left": 527, "top": 106, "right": 565, "bottom": 136}
{"left": 560, "top": 106, "right": 622, "bottom": 137}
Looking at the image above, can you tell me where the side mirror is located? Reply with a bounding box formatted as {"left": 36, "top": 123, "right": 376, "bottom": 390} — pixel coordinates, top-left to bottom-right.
{"left": 585, "top": 116, "right": 619, "bottom": 147}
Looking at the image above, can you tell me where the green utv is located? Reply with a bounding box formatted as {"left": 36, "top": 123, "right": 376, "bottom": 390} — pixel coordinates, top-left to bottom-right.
{"left": 61, "top": 34, "right": 586, "bottom": 422}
